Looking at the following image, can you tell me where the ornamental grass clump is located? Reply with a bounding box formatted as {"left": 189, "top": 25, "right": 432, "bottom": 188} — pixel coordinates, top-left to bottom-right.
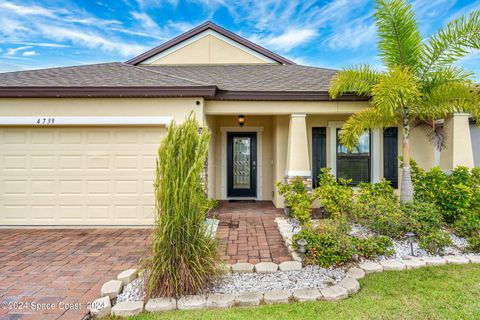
{"left": 145, "top": 114, "right": 223, "bottom": 298}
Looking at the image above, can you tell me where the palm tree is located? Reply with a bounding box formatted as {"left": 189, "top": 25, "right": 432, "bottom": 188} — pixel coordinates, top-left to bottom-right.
{"left": 329, "top": 0, "right": 480, "bottom": 203}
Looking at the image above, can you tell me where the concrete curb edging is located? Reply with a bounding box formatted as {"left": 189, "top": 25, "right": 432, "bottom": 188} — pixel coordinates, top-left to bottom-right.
{"left": 89, "top": 255, "right": 480, "bottom": 318}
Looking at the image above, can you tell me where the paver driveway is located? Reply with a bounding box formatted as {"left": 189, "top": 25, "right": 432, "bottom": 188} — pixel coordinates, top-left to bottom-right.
{"left": 0, "top": 228, "right": 151, "bottom": 320}
{"left": 215, "top": 201, "right": 291, "bottom": 264}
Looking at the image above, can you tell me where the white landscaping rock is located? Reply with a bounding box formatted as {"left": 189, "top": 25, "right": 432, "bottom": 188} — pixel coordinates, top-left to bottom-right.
{"left": 100, "top": 280, "right": 123, "bottom": 299}
{"left": 111, "top": 301, "right": 144, "bottom": 317}
{"left": 292, "top": 289, "right": 322, "bottom": 302}
{"left": 231, "top": 263, "right": 255, "bottom": 273}
{"left": 321, "top": 285, "right": 348, "bottom": 301}
{"left": 177, "top": 295, "right": 206, "bottom": 310}
{"left": 443, "top": 255, "right": 470, "bottom": 265}
{"left": 466, "top": 255, "right": 480, "bottom": 264}
{"left": 338, "top": 277, "right": 360, "bottom": 295}
{"left": 117, "top": 269, "right": 138, "bottom": 285}
{"left": 380, "top": 260, "right": 406, "bottom": 271}
{"left": 421, "top": 256, "right": 447, "bottom": 266}
{"left": 145, "top": 298, "right": 176, "bottom": 312}
{"left": 89, "top": 296, "right": 111, "bottom": 318}
{"left": 279, "top": 261, "right": 302, "bottom": 272}
{"left": 255, "top": 262, "right": 278, "bottom": 273}
{"left": 263, "top": 290, "right": 291, "bottom": 304}
{"left": 403, "top": 259, "right": 426, "bottom": 269}
{"left": 346, "top": 267, "right": 365, "bottom": 280}
{"left": 234, "top": 292, "right": 263, "bottom": 306}
{"left": 358, "top": 261, "right": 383, "bottom": 274}
{"left": 206, "top": 293, "right": 235, "bottom": 308}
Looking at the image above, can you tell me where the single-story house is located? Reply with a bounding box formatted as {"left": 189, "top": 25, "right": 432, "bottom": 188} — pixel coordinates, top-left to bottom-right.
{"left": 0, "top": 22, "right": 476, "bottom": 226}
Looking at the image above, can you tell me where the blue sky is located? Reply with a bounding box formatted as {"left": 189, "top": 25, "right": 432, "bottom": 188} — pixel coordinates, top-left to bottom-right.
{"left": 1, "top": 0, "right": 479, "bottom": 79}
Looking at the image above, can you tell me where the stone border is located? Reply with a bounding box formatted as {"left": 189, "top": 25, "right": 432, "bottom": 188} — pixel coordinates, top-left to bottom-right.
{"left": 89, "top": 255, "right": 480, "bottom": 318}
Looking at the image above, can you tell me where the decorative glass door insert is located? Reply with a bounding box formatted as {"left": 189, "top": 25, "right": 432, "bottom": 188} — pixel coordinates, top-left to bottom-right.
{"left": 233, "top": 137, "right": 251, "bottom": 189}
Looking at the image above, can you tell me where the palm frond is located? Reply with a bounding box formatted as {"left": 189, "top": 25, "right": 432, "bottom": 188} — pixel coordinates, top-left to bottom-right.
{"left": 375, "top": 0, "right": 422, "bottom": 69}
{"left": 329, "top": 65, "right": 381, "bottom": 99}
{"left": 339, "top": 107, "right": 399, "bottom": 150}
{"left": 421, "top": 66, "right": 474, "bottom": 94}
{"left": 420, "top": 10, "right": 480, "bottom": 77}
{"left": 412, "top": 120, "right": 446, "bottom": 151}
{"left": 415, "top": 81, "right": 480, "bottom": 120}
{"left": 371, "top": 65, "right": 420, "bottom": 115}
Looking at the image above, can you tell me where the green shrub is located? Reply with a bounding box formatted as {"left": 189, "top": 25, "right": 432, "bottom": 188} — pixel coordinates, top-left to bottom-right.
{"left": 145, "top": 114, "right": 223, "bottom": 298}
{"left": 466, "top": 235, "right": 480, "bottom": 253}
{"left": 410, "top": 161, "right": 480, "bottom": 229}
{"left": 354, "top": 180, "right": 407, "bottom": 238}
{"left": 276, "top": 177, "right": 314, "bottom": 225}
{"left": 353, "top": 236, "right": 394, "bottom": 259}
{"left": 418, "top": 231, "right": 452, "bottom": 255}
{"left": 313, "top": 168, "right": 354, "bottom": 219}
{"left": 400, "top": 202, "right": 443, "bottom": 235}
{"left": 452, "top": 211, "right": 480, "bottom": 238}
{"left": 294, "top": 220, "right": 354, "bottom": 268}
{"left": 294, "top": 220, "right": 394, "bottom": 268}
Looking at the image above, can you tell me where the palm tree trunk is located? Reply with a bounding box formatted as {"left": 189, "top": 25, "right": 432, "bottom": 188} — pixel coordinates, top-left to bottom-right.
{"left": 400, "top": 116, "right": 414, "bottom": 203}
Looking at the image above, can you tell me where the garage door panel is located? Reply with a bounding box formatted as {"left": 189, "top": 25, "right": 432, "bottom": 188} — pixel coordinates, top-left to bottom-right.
{"left": 0, "top": 126, "right": 165, "bottom": 226}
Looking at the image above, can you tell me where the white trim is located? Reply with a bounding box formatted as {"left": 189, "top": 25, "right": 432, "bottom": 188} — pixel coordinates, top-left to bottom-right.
{"left": 0, "top": 116, "right": 173, "bottom": 126}
{"left": 141, "top": 29, "right": 277, "bottom": 64}
{"left": 327, "top": 121, "right": 344, "bottom": 176}
{"left": 221, "top": 126, "right": 263, "bottom": 200}
{"left": 372, "top": 128, "right": 381, "bottom": 182}
{"left": 286, "top": 170, "right": 311, "bottom": 176}
{"left": 290, "top": 113, "right": 307, "bottom": 118}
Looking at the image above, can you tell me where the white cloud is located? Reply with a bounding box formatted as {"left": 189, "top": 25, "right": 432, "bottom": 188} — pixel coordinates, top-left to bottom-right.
{"left": 37, "top": 25, "right": 148, "bottom": 57}
{"left": 0, "top": 2, "right": 57, "bottom": 18}
{"left": 252, "top": 28, "right": 318, "bottom": 52}
{"left": 5, "top": 46, "right": 32, "bottom": 56}
{"left": 131, "top": 11, "right": 161, "bottom": 31}
{"left": 22, "top": 50, "right": 38, "bottom": 56}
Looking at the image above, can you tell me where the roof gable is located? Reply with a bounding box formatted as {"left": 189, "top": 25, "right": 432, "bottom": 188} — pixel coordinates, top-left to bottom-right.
{"left": 126, "top": 21, "right": 294, "bottom": 65}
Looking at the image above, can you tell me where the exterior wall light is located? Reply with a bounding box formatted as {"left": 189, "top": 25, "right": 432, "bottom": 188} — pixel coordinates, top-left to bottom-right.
{"left": 297, "top": 238, "right": 307, "bottom": 266}
{"left": 238, "top": 115, "right": 245, "bottom": 127}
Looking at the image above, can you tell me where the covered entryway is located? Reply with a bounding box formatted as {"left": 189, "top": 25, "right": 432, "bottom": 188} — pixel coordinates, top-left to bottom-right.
{"left": 0, "top": 125, "right": 165, "bottom": 226}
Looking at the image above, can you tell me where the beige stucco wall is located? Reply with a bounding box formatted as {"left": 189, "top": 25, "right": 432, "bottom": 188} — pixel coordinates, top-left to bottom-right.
{"left": 440, "top": 114, "right": 475, "bottom": 169}
{"left": 146, "top": 34, "right": 270, "bottom": 65}
{"left": 0, "top": 98, "right": 204, "bottom": 123}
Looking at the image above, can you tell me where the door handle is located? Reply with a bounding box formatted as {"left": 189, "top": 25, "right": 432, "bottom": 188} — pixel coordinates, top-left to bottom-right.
{"left": 252, "top": 160, "right": 256, "bottom": 171}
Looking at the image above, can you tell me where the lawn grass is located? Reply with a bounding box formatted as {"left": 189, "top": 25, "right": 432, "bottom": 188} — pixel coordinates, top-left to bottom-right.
{"left": 111, "top": 264, "right": 480, "bottom": 320}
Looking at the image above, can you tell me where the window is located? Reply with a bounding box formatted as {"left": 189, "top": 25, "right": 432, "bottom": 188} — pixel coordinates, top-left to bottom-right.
{"left": 336, "top": 129, "right": 371, "bottom": 185}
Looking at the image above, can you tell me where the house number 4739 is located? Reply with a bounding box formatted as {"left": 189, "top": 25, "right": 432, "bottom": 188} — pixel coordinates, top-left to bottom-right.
{"left": 36, "top": 118, "right": 55, "bottom": 125}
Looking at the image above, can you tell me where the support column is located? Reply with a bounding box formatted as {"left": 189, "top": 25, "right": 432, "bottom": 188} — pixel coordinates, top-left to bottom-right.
{"left": 285, "top": 114, "right": 312, "bottom": 189}
{"left": 440, "top": 113, "right": 475, "bottom": 170}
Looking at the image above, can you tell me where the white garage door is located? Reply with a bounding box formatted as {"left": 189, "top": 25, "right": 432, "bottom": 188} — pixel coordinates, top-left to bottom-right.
{"left": 0, "top": 126, "right": 165, "bottom": 226}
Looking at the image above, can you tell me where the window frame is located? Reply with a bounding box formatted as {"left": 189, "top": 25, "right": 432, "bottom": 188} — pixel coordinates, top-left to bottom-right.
{"left": 336, "top": 129, "right": 372, "bottom": 185}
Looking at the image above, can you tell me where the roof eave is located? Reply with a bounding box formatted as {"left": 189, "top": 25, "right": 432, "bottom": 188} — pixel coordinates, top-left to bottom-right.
{"left": 212, "top": 90, "right": 370, "bottom": 101}
{"left": 125, "top": 21, "right": 294, "bottom": 66}
{"left": 0, "top": 86, "right": 218, "bottom": 98}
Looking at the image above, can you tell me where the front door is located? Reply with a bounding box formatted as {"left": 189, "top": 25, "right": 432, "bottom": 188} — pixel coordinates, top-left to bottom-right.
{"left": 227, "top": 132, "right": 257, "bottom": 198}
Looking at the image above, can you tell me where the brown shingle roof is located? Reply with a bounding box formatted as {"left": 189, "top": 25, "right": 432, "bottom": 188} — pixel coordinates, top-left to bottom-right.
{"left": 138, "top": 64, "right": 336, "bottom": 91}
{"left": 0, "top": 62, "right": 204, "bottom": 87}
{"left": 0, "top": 63, "right": 335, "bottom": 90}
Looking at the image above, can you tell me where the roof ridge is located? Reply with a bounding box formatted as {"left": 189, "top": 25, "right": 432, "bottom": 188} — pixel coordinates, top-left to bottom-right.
{"left": 129, "top": 63, "right": 212, "bottom": 86}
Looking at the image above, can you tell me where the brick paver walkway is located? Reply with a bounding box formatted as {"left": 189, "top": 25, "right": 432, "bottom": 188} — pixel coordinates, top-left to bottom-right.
{"left": 215, "top": 201, "right": 291, "bottom": 264}
{"left": 0, "top": 229, "right": 151, "bottom": 320}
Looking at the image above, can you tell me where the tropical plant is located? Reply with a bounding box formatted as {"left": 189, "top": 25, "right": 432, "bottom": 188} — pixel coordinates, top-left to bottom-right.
{"left": 329, "top": 0, "right": 480, "bottom": 203}
{"left": 145, "top": 114, "right": 223, "bottom": 298}
{"left": 277, "top": 177, "right": 315, "bottom": 225}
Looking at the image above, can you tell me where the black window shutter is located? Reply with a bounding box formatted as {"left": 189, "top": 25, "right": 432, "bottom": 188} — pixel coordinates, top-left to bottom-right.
{"left": 383, "top": 127, "right": 398, "bottom": 188}
{"left": 312, "top": 127, "right": 327, "bottom": 188}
